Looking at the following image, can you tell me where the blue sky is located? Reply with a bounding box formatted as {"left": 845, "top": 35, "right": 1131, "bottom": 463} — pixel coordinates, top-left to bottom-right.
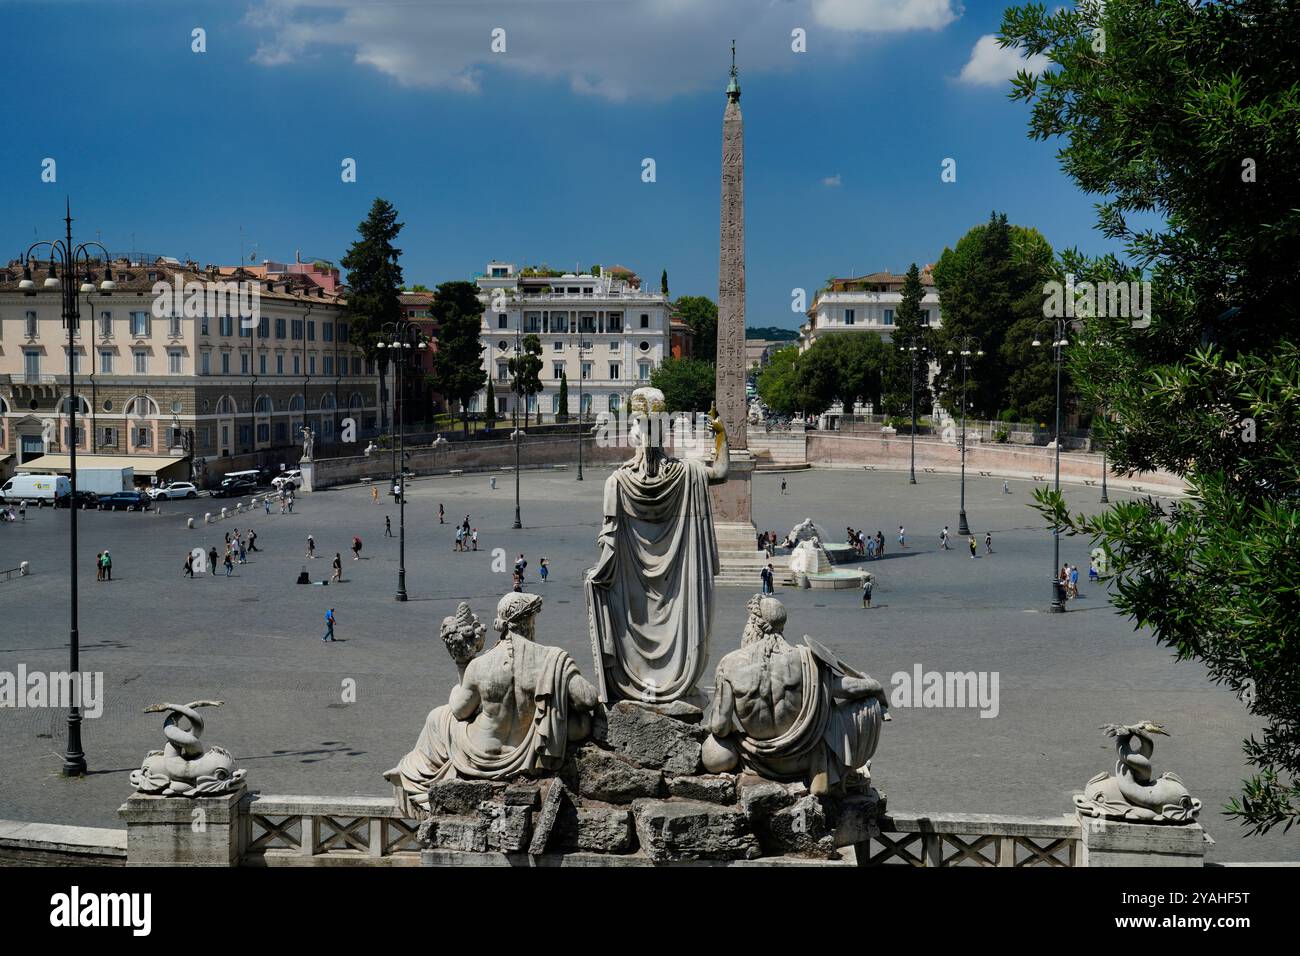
{"left": 0, "top": 0, "right": 1125, "bottom": 330}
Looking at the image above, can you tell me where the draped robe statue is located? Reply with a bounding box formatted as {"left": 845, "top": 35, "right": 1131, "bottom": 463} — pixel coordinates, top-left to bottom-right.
{"left": 703, "top": 596, "right": 889, "bottom": 796}
{"left": 586, "top": 387, "right": 729, "bottom": 704}
{"left": 385, "top": 596, "right": 597, "bottom": 807}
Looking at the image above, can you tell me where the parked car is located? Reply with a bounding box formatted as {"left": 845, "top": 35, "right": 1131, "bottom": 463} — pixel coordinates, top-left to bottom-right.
{"left": 271, "top": 470, "right": 302, "bottom": 491}
{"left": 210, "top": 479, "right": 257, "bottom": 499}
{"left": 56, "top": 490, "right": 101, "bottom": 509}
{"left": 148, "top": 481, "right": 199, "bottom": 500}
{"left": 99, "top": 491, "right": 152, "bottom": 512}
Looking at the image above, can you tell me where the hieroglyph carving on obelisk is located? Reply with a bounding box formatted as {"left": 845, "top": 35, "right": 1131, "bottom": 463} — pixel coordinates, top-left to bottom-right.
{"left": 717, "top": 40, "right": 748, "bottom": 453}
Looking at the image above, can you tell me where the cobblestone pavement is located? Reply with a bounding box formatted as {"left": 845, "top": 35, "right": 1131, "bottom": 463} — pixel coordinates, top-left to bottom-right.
{"left": 0, "top": 466, "right": 1289, "bottom": 862}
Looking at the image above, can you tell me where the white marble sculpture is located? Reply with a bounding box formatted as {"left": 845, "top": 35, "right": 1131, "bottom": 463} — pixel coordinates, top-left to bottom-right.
{"left": 702, "top": 596, "right": 890, "bottom": 796}
{"left": 385, "top": 595, "right": 598, "bottom": 805}
{"left": 586, "top": 386, "right": 729, "bottom": 705}
{"left": 1074, "top": 721, "right": 1202, "bottom": 823}
{"left": 788, "top": 539, "right": 831, "bottom": 578}
{"left": 301, "top": 425, "right": 314, "bottom": 460}
{"left": 781, "top": 517, "right": 827, "bottom": 549}
{"left": 129, "top": 700, "right": 246, "bottom": 797}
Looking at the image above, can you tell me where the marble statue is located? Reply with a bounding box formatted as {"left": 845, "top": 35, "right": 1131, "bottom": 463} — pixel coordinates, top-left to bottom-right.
{"left": 586, "top": 386, "right": 729, "bottom": 705}
{"left": 781, "top": 518, "right": 827, "bottom": 549}
{"left": 1074, "top": 721, "right": 1202, "bottom": 823}
{"left": 702, "top": 596, "right": 890, "bottom": 796}
{"left": 385, "top": 595, "right": 598, "bottom": 805}
{"left": 129, "top": 700, "right": 246, "bottom": 797}
{"left": 300, "top": 425, "right": 314, "bottom": 460}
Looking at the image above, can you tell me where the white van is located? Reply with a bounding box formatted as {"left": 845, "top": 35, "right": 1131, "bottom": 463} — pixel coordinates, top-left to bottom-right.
{"left": 1, "top": 473, "right": 72, "bottom": 504}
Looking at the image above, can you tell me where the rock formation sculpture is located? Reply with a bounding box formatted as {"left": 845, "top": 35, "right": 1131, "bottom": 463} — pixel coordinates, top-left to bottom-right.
{"left": 781, "top": 517, "right": 827, "bottom": 549}
{"left": 702, "top": 595, "right": 889, "bottom": 795}
{"left": 1074, "top": 721, "right": 1202, "bottom": 823}
{"left": 586, "top": 386, "right": 729, "bottom": 704}
{"left": 386, "top": 594, "right": 598, "bottom": 808}
{"left": 129, "top": 700, "right": 246, "bottom": 797}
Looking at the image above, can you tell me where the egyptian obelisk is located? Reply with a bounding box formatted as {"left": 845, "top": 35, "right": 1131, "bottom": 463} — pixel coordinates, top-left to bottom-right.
{"left": 710, "top": 42, "right": 761, "bottom": 582}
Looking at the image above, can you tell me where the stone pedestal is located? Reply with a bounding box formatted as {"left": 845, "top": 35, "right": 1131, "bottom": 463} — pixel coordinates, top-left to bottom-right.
{"left": 711, "top": 451, "right": 763, "bottom": 586}
{"left": 1077, "top": 813, "right": 1209, "bottom": 867}
{"left": 117, "top": 787, "right": 250, "bottom": 866}
{"left": 298, "top": 460, "right": 315, "bottom": 493}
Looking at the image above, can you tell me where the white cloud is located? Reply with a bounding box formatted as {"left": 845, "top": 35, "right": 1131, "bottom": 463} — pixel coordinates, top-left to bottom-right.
{"left": 957, "top": 34, "right": 1049, "bottom": 87}
{"left": 822, "top": 174, "right": 842, "bottom": 187}
{"left": 244, "top": 0, "right": 965, "bottom": 101}
{"left": 812, "top": 0, "right": 961, "bottom": 32}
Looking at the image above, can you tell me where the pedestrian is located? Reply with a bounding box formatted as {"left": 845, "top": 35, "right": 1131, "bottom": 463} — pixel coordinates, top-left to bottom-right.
{"left": 238, "top": 538, "right": 247, "bottom": 564}
{"left": 279, "top": 494, "right": 286, "bottom": 516}
{"left": 208, "top": 546, "right": 219, "bottom": 575}
{"left": 866, "top": 535, "right": 876, "bottom": 559}
{"left": 455, "top": 527, "right": 464, "bottom": 552}
{"left": 857, "top": 530, "right": 867, "bottom": 556}
{"left": 264, "top": 497, "right": 272, "bottom": 515}
{"left": 438, "top": 503, "right": 445, "bottom": 524}
{"left": 1088, "top": 557, "right": 1099, "bottom": 582}
{"left": 101, "top": 550, "right": 112, "bottom": 581}
{"left": 760, "top": 562, "right": 774, "bottom": 595}
{"left": 331, "top": 552, "right": 342, "bottom": 582}
{"left": 471, "top": 528, "right": 478, "bottom": 551}
{"left": 351, "top": 535, "right": 362, "bottom": 560}
{"left": 184, "top": 551, "right": 194, "bottom": 577}
{"left": 384, "top": 515, "right": 393, "bottom": 537}
{"left": 514, "top": 553, "right": 527, "bottom": 581}
{"left": 940, "top": 526, "right": 950, "bottom": 550}
{"left": 897, "top": 525, "right": 906, "bottom": 549}
{"left": 18, "top": 500, "right": 26, "bottom": 521}
{"left": 1003, "top": 479, "right": 1011, "bottom": 495}
{"left": 540, "top": 557, "right": 549, "bottom": 583}
{"left": 984, "top": 531, "right": 993, "bottom": 555}
{"left": 861, "top": 574, "right": 874, "bottom": 609}
{"left": 224, "top": 549, "right": 233, "bottom": 577}
{"left": 306, "top": 535, "right": 316, "bottom": 559}
{"left": 876, "top": 531, "right": 885, "bottom": 557}
{"left": 780, "top": 477, "right": 788, "bottom": 495}
{"left": 95, "top": 550, "right": 104, "bottom": 582}
{"left": 322, "top": 607, "right": 336, "bottom": 642}
{"left": 968, "top": 536, "right": 977, "bottom": 559}
{"left": 1069, "top": 564, "right": 1080, "bottom": 598}
{"left": 372, "top": 484, "right": 379, "bottom": 505}
{"left": 287, "top": 492, "right": 294, "bottom": 513}
{"left": 248, "top": 529, "right": 259, "bottom": 552}
{"left": 512, "top": 570, "right": 523, "bottom": 592}
{"left": 224, "top": 531, "right": 231, "bottom": 547}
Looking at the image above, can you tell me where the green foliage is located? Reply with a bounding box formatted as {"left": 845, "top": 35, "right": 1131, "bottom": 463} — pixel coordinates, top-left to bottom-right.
{"left": 675, "top": 295, "right": 718, "bottom": 363}
{"left": 756, "top": 346, "right": 803, "bottom": 416}
{"left": 746, "top": 326, "right": 799, "bottom": 341}
{"left": 508, "top": 333, "right": 544, "bottom": 428}
{"left": 1003, "top": 0, "right": 1300, "bottom": 834}
{"left": 660, "top": 269, "right": 669, "bottom": 297}
{"left": 557, "top": 370, "right": 569, "bottom": 423}
{"left": 428, "top": 280, "right": 486, "bottom": 437}
{"left": 485, "top": 381, "right": 496, "bottom": 427}
{"left": 880, "top": 263, "right": 936, "bottom": 418}
{"left": 340, "top": 198, "right": 405, "bottom": 429}
{"left": 650, "top": 357, "right": 714, "bottom": 413}
{"left": 799, "top": 335, "right": 886, "bottom": 415}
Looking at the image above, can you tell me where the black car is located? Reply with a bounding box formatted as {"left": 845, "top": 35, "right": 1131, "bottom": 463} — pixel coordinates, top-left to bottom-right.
{"left": 210, "top": 479, "right": 256, "bottom": 499}
{"left": 56, "top": 490, "right": 100, "bottom": 509}
{"left": 99, "top": 491, "right": 151, "bottom": 512}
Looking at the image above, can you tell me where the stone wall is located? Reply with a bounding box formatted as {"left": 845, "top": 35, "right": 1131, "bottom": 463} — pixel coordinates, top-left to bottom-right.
{"left": 807, "top": 433, "right": 1186, "bottom": 494}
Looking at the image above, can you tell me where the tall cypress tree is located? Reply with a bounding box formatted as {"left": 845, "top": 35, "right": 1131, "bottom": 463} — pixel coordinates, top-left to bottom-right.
{"left": 341, "top": 198, "right": 405, "bottom": 430}
{"left": 557, "top": 370, "right": 570, "bottom": 423}
{"left": 880, "top": 263, "right": 933, "bottom": 418}
{"left": 429, "top": 280, "right": 487, "bottom": 437}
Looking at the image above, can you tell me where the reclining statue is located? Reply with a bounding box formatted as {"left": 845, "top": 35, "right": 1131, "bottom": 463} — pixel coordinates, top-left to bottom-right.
{"left": 385, "top": 596, "right": 598, "bottom": 806}
{"left": 702, "top": 595, "right": 889, "bottom": 796}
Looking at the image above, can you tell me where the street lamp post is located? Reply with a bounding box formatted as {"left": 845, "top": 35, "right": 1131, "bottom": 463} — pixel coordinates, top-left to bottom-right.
{"left": 904, "top": 339, "right": 927, "bottom": 485}
{"left": 575, "top": 331, "right": 585, "bottom": 482}
{"left": 1033, "top": 318, "right": 1070, "bottom": 612}
{"left": 1098, "top": 409, "right": 1110, "bottom": 503}
{"left": 947, "top": 336, "right": 983, "bottom": 536}
{"left": 378, "top": 322, "right": 427, "bottom": 602}
{"left": 512, "top": 321, "right": 523, "bottom": 529}
{"left": 21, "top": 201, "right": 115, "bottom": 777}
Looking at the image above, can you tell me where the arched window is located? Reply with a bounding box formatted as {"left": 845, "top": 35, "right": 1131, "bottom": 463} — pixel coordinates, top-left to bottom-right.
{"left": 0, "top": 396, "right": 8, "bottom": 414}
{"left": 60, "top": 395, "right": 91, "bottom": 415}
{"left": 348, "top": 393, "right": 364, "bottom": 409}
{"left": 215, "top": 396, "right": 236, "bottom": 416}
{"left": 254, "top": 395, "right": 273, "bottom": 415}
{"left": 126, "top": 395, "right": 160, "bottom": 418}
{"left": 288, "top": 394, "right": 305, "bottom": 412}
{"left": 607, "top": 394, "right": 621, "bottom": 413}
{"left": 320, "top": 393, "right": 337, "bottom": 411}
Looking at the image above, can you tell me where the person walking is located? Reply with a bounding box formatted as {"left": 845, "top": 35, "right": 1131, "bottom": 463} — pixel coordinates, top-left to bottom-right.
{"left": 861, "top": 573, "right": 874, "bottom": 609}
{"left": 1069, "top": 564, "right": 1080, "bottom": 598}
{"left": 264, "top": 497, "right": 272, "bottom": 515}
{"left": 287, "top": 491, "right": 294, "bottom": 513}
{"left": 780, "top": 477, "right": 788, "bottom": 496}
{"left": 247, "top": 529, "right": 259, "bottom": 552}
{"left": 438, "top": 503, "right": 445, "bottom": 524}
{"left": 95, "top": 550, "right": 104, "bottom": 582}
{"left": 208, "top": 546, "right": 219, "bottom": 576}
{"left": 984, "top": 531, "right": 993, "bottom": 555}
{"left": 940, "top": 526, "right": 950, "bottom": 550}
{"left": 237, "top": 536, "right": 247, "bottom": 565}
{"left": 540, "top": 557, "right": 549, "bottom": 583}
{"left": 101, "top": 550, "right": 112, "bottom": 581}
{"left": 322, "top": 607, "right": 336, "bottom": 642}
{"left": 968, "top": 536, "right": 977, "bottom": 559}
{"left": 184, "top": 551, "right": 194, "bottom": 578}
{"left": 514, "top": 554, "right": 527, "bottom": 581}
{"left": 471, "top": 528, "right": 478, "bottom": 551}
{"left": 897, "top": 525, "right": 906, "bottom": 549}
{"left": 866, "top": 535, "right": 876, "bottom": 559}
{"left": 372, "top": 484, "right": 379, "bottom": 505}
{"left": 224, "top": 549, "right": 234, "bottom": 577}
{"left": 306, "top": 535, "right": 316, "bottom": 559}
{"left": 18, "top": 500, "right": 26, "bottom": 521}
{"left": 760, "top": 562, "right": 774, "bottom": 595}
{"left": 454, "top": 527, "right": 464, "bottom": 552}
{"left": 1003, "top": 479, "right": 1011, "bottom": 495}
{"left": 384, "top": 515, "right": 393, "bottom": 537}
{"left": 351, "top": 535, "right": 362, "bottom": 561}
{"left": 331, "top": 552, "right": 342, "bottom": 583}
{"left": 876, "top": 530, "right": 885, "bottom": 558}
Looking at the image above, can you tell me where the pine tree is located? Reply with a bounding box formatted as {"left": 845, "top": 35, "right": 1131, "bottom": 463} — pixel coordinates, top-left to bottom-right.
{"left": 340, "top": 198, "right": 404, "bottom": 429}
{"left": 429, "top": 280, "right": 486, "bottom": 437}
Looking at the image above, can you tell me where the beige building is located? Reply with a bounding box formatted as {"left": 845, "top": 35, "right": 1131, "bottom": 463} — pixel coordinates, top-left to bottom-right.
{"left": 0, "top": 257, "right": 380, "bottom": 484}
{"left": 473, "top": 262, "right": 672, "bottom": 421}
{"left": 799, "top": 267, "right": 943, "bottom": 352}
